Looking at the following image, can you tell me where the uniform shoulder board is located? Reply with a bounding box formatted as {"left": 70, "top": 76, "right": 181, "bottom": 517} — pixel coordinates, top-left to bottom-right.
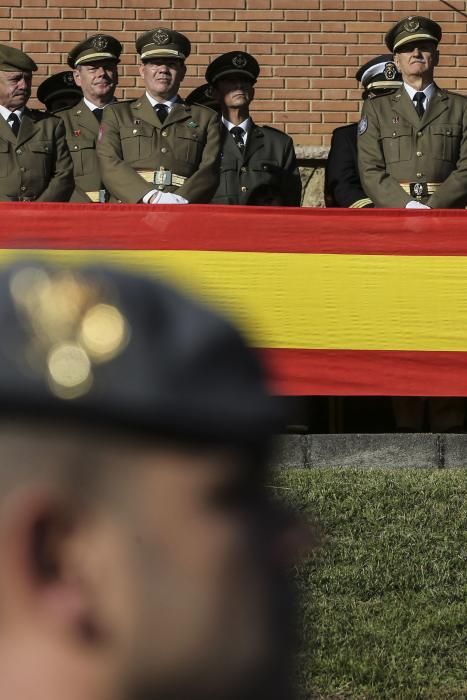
{"left": 260, "top": 124, "right": 292, "bottom": 141}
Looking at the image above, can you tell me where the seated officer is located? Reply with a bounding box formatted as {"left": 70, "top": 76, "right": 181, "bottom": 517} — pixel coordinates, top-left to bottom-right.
{"left": 97, "top": 28, "right": 220, "bottom": 204}
{"left": 206, "top": 51, "right": 302, "bottom": 206}
{"left": 58, "top": 34, "right": 122, "bottom": 202}
{"left": 0, "top": 44, "right": 73, "bottom": 202}
{"left": 325, "top": 54, "right": 402, "bottom": 208}
{"left": 37, "top": 71, "right": 82, "bottom": 113}
{"left": 0, "top": 260, "right": 308, "bottom": 700}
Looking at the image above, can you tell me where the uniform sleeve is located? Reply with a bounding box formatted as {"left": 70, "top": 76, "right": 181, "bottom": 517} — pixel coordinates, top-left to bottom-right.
{"left": 326, "top": 127, "right": 372, "bottom": 208}
{"left": 428, "top": 99, "right": 467, "bottom": 208}
{"left": 97, "top": 106, "right": 155, "bottom": 203}
{"left": 280, "top": 137, "right": 301, "bottom": 207}
{"left": 175, "top": 109, "right": 221, "bottom": 203}
{"left": 35, "top": 119, "right": 74, "bottom": 202}
{"left": 357, "top": 99, "right": 411, "bottom": 208}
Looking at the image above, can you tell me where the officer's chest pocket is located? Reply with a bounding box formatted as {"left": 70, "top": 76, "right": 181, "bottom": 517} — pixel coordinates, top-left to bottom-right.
{"left": 175, "top": 127, "right": 202, "bottom": 164}
{"left": 120, "top": 124, "right": 154, "bottom": 162}
{"left": 0, "top": 140, "right": 11, "bottom": 176}
{"left": 68, "top": 137, "right": 95, "bottom": 176}
{"left": 252, "top": 160, "right": 281, "bottom": 178}
{"left": 29, "top": 141, "right": 53, "bottom": 178}
{"left": 430, "top": 124, "right": 462, "bottom": 161}
{"left": 380, "top": 127, "right": 412, "bottom": 163}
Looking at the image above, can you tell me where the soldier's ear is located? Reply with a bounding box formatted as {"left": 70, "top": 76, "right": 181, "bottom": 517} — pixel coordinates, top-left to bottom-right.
{"left": 393, "top": 53, "right": 401, "bottom": 71}
{"left": 72, "top": 68, "right": 81, "bottom": 87}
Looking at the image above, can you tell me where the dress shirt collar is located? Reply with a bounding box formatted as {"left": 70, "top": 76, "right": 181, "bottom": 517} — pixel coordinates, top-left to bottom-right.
{"left": 145, "top": 92, "right": 179, "bottom": 111}
{"left": 0, "top": 105, "right": 24, "bottom": 121}
{"left": 83, "top": 97, "right": 115, "bottom": 112}
{"left": 403, "top": 82, "right": 435, "bottom": 106}
{"left": 222, "top": 116, "right": 251, "bottom": 142}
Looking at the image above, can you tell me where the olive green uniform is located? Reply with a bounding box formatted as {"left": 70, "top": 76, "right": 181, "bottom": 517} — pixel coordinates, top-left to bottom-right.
{"left": 358, "top": 85, "right": 467, "bottom": 208}
{"left": 0, "top": 108, "right": 73, "bottom": 202}
{"left": 58, "top": 99, "right": 106, "bottom": 203}
{"left": 96, "top": 94, "right": 220, "bottom": 203}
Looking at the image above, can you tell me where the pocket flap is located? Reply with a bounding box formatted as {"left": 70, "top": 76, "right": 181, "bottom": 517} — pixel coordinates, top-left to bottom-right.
{"left": 30, "top": 141, "right": 52, "bottom": 154}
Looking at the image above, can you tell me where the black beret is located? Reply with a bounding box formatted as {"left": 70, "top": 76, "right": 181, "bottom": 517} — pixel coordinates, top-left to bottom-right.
{"left": 206, "top": 51, "right": 260, "bottom": 85}
{"left": 37, "top": 71, "right": 82, "bottom": 111}
{"left": 0, "top": 262, "right": 281, "bottom": 447}
{"left": 67, "top": 34, "right": 122, "bottom": 68}
{"left": 136, "top": 28, "right": 191, "bottom": 61}
{"left": 355, "top": 54, "right": 402, "bottom": 92}
{"left": 385, "top": 16, "right": 442, "bottom": 53}
{"left": 0, "top": 44, "right": 37, "bottom": 72}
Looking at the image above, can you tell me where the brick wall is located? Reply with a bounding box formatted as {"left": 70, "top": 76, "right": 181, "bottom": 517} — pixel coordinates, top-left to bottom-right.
{"left": 3, "top": 0, "right": 466, "bottom": 146}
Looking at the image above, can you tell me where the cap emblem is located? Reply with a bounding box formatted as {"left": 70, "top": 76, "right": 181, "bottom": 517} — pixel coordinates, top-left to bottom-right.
{"left": 413, "top": 182, "right": 424, "bottom": 197}
{"left": 358, "top": 116, "right": 368, "bottom": 135}
{"left": 153, "top": 29, "right": 170, "bottom": 45}
{"left": 63, "top": 73, "right": 75, "bottom": 85}
{"left": 384, "top": 62, "right": 397, "bottom": 80}
{"left": 9, "top": 267, "right": 129, "bottom": 400}
{"left": 92, "top": 35, "right": 108, "bottom": 51}
{"left": 232, "top": 53, "right": 247, "bottom": 68}
{"left": 403, "top": 17, "right": 420, "bottom": 32}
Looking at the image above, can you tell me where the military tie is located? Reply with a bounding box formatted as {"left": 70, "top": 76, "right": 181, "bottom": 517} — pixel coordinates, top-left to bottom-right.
{"left": 93, "top": 108, "right": 104, "bottom": 123}
{"left": 413, "top": 91, "right": 425, "bottom": 118}
{"left": 7, "top": 112, "right": 20, "bottom": 137}
{"left": 154, "top": 103, "right": 168, "bottom": 123}
{"left": 230, "top": 126, "right": 245, "bottom": 153}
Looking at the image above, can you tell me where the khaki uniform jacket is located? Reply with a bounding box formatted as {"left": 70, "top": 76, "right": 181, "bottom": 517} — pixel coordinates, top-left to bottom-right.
{"left": 358, "top": 85, "right": 467, "bottom": 208}
{"left": 96, "top": 94, "right": 221, "bottom": 203}
{"left": 59, "top": 99, "right": 104, "bottom": 202}
{"left": 0, "top": 107, "right": 73, "bottom": 202}
{"left": 212, "top": 122, "right": 301, "bottom": 206}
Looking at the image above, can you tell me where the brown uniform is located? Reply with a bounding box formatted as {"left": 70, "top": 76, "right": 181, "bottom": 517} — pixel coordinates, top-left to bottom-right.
{"left": 358, "top": 85, "right": 467, "bottom": 208}
{"left": 96, "top": 94, "right": 220, "bottom": 203}
{"left": 0, "top": 108, "right": 73, "bottom": 202}
{"left": 58, "top": 99, "right": 105, "bottom": 203}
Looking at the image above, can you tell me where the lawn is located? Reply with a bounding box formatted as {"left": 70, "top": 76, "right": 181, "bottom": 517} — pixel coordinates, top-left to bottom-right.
{"left": 274, "top": 468, "right": 467, "bottom": 700}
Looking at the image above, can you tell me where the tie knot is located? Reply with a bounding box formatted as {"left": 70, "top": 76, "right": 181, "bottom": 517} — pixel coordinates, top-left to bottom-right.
{"left": 8, "top": 112, "right": 20, "bottom": 136}
{"left": 93, "top": 108, "right": 104, "bottom": 123}
{"left": 154, "top": 103, "right": 168, "bottom": 122}
{"left": 230, "top": 126, "right": 244, "bottom": 138}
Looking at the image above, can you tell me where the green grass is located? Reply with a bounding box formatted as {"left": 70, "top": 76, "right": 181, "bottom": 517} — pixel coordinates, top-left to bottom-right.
{"left": 274, "top": 468, "right": 467, "bottom": 700}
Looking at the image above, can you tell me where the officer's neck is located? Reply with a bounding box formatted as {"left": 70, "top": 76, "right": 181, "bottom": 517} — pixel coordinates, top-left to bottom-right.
{"left": 403, "top": 74, "right": 434, "bottom": 92}
{"left": 222, "top": 105, "right": 249, "bottom": 126}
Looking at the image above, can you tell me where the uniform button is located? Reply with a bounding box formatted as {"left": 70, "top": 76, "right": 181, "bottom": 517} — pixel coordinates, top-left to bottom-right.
{"left": 240, "top": 166, "right": 247, "bottom": 172}
{"left": 416, "top": 151, "right": 423, "bottom": 157}
{"left": 416, "top": 172, "right": 423, "bottom": 178}
{"left": 161, "top": 131, "right": 168, "bottom": 137}
{"left": 158, "top": 185, "right": 164, "bottom": 190}
{"left": 417, "top": 131, "right": 423, "bottom": 137}
{"left": 392, "top": 132, "right": 396, "bottom": 137}
{"left": 20, "top": 167, "right": 25, "bottom": 172}
{"left": 132, "top": 129, "right": 138, "bottom": 134}
{"left": 16, "top": 149, "right": 22, "bottom": 155}
{"left": 73, "top": 145, "right": 79, "bottom": 150}
{"left": 20, "top": 185, "right": 26, "bottom": 191}
{"left": 446, "top": 130, "right": 451, "bottom": 135}
{"left": 241, "top": 186, "right": 248, "bottom": 192}
{"left": 161, "top": 147, "right": 167, "bottom": 153}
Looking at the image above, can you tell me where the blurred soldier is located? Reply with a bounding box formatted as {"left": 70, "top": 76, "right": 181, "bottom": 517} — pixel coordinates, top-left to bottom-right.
{"left": 58, "top": 34, "right": 122, "bottom": 202}
{"left": 97, "top": 28, "right": 220, "bottom": 204}
{"left": 206, "top": 51, "right": 301, "bottom": 206}
{"left": 37, "top": 71, "right": 82, "bottom": 113}
{"left": 358, "top": 15, "right": 467, "bottom": 209}
{"left": 0, "top": 260, "right": 309, "bottom": 700}
{"left": 0, "top": 45, "right": 73, "bottom": 202}
{"left": 325, "top": 55, "right": 402, "bottom": 208}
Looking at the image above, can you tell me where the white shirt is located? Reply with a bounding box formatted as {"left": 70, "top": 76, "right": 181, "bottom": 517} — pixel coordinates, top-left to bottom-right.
{"left": 0, "top": 105, "right": 24, "bottom": 124}
{"left": 83, "top": 97, "right": 116, "bottom": 112}
{"left": 403, "top": 82, "right": 435, "bottom": 111}
{"left": 221, "top": 115, "right": 251, "bottom": 145}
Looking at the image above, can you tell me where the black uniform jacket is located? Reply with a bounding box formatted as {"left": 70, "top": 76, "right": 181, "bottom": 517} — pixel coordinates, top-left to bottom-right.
{"left": 325, "top": 123, "right": 372, "bottom": 208}
{"left": 0, "top": 107, "right": 73, "bottom": 202}
{"left": 211, "top": 121, "right": 302, "bottom": 206}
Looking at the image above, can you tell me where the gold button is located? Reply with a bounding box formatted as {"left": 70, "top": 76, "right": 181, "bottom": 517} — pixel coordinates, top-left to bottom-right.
{"left": 16, "top": 149, "right": 22, "bottom": 155}
{"left": 416, "top": 151, "right": 422, "bottom": 157}
{"left": 73, "top": 145, "right": 78, "bottom": 150}
{"left": 392, "top": 132, "right": 396, "bottom": 137}
{"left": 158, "top": 185, "right": 164, "bottom": 190}
{"left": 240, "top": 166, "right": 247, "bottom": 172}
{"left": 20, "top": 167, "right": 25, "bottom": 172}
{"left": 241, "top": 186, "right": 247, "bottom": 192}
{"left": 416, "top": 172, "right": 422, "bottom": 178}
{"left": 446, "top": 130, "right": 451, "bottom": 135}
{"left": 132, "top": 129, "right": 138, "bottom": 134}
{"left": 417, "top": 131, "right": 423, "bottom": 137}
{"left": 161, "top": 131, "right": 168, "bottom": 137}
{"left": 20, "top": 185, "right": 26, "bottom": 191}
{"left": 161, "top": 147, "right": 167, "bottom": 153}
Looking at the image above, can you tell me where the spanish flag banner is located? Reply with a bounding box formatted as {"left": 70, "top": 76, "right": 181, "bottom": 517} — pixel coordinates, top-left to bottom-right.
{"left": 2, "top": 203, "right": 467, "bottom": 396}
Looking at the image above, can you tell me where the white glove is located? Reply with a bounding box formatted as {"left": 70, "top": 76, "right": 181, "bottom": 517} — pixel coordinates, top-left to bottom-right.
{"left": 150, "top": 191, "right": 189, "bottom": 204}
{"left": 406, "top": 200, "right": 431, "bottom": 209}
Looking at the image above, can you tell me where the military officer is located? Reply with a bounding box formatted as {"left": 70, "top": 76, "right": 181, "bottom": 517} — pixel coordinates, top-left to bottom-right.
{"left": 37, "top": 71, "right": 82, "bottom": 113}
{"left": 325, "top": 55, "right": 402, "bottom": 208}
{"left": 205, "top": 51, "right": 301, "bottom": 206}
{"left": 97, "top": 28, "right": 220, "bottom": 204}
{"left": 0, "top": 44, "right": 73, "bottom": 202}
{"left": 358, "top": 15, "right": 467, "bottom": 209}
{"left": 58, "top": 34, "right": 122, "bottom": 203}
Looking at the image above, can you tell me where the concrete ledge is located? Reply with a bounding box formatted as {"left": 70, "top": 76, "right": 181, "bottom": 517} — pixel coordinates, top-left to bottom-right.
{"left": 271, "top": 434, "right": 467, "bottom": 469}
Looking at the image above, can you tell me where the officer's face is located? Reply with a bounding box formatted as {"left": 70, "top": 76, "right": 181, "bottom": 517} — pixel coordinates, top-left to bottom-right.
{"left": 73, "top": 60, "right": 118, "bottom": 104}
{"left": 92, "top": 441, "right": 300, "bottom": 700}
{"left": 140, "top": 58, "right": 187, "bottom": 100}
{"left": 214, "top": 75, "right": 255, "bottom": 109}
{"left": 394, "top": 41, "right": 439, "bottom": 84}
{"left": 0, "top": 70, "right": 32, "bottom": 110}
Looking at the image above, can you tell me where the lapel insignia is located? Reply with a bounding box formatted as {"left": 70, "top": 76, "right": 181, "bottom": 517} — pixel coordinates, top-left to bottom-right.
{"left": 134, "top": 119, "right": 141, "bottom": 125}
{"left": 392, "top": 116, "right": 400, "bottom": 124}
{"left": 73, "top": 129, "right": 81, "bottom": 136}
{"left": 187, "top": 120, "right": 198, "bottom": 128}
